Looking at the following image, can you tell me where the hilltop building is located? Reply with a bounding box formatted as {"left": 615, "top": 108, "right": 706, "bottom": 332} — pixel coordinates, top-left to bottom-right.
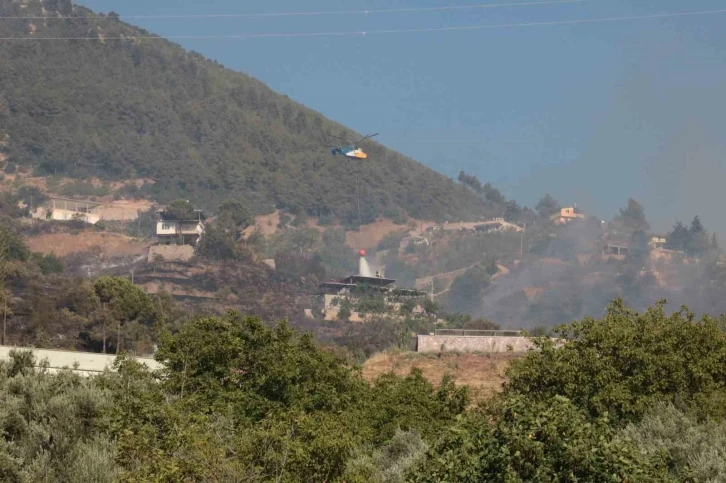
{"left": 315, "top": 273, "right": 426, "bottom": 322}
{"left": 551, "top": 205, "right": 586, "bottom": 225}
{"left": 603, "top": 243, "right": 629, "bottom": 258}
{"left": 431, "top": 218, "right": 523, "bottom": 234}
{"left": 649, "top": 235, "right": 667, "bottom": 250}
{"left": 474, "top": 218, "right": 523, "bottom": 234}
{"left": 602, "top": 235, "right": 687, "bottom": 263}
{"left": 156, "top": 209, "right": 205, "bottom": 245}
{"left": 31, "top": 197, "right": 104, "bottom": 225}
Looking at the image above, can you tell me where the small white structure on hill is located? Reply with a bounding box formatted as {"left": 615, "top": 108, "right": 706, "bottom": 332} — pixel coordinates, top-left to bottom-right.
{"left": 156, "top": 210, "right": 205, "bottom": 245}
{"left": 32, "top": 197, "right": 104, "bottom": 225}
{"left": 474, "top": 218, "right": 523, "bottom": 234}
{"left": 551, "top": 205, "right": 586, "bottom": 225}
{"left": 649, "top": 235, "right": 667, "bottom": 250}
{"left": 435, "top": 218, "right": 523, "bottom": 233}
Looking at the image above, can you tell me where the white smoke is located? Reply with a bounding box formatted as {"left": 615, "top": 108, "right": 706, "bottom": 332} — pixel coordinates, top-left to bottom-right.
{"left": 359, "top": 255, "right": 372, "bottom": 277}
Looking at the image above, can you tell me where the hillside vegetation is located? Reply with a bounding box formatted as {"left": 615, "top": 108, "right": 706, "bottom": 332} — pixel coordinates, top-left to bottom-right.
{"left": 0, "top": 0, "right": 489, "bottom": 225}
{"left": 3, "top": 302, "right": 726, "bottom": 481}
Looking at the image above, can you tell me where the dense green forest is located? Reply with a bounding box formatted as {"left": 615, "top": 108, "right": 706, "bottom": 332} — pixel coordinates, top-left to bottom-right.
{"left": 3, "top": 301, "right": 726, "bottom": 482}
{"left": 0, "top": 0, "right": 493, "bottom": 225}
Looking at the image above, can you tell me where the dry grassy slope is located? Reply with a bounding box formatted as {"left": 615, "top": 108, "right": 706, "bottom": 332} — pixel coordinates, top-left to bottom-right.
{"left": 362, "top": 351, "right": 520, "bottom": 403}
{"left": 345, "top": 218, "right": 436, "bottom": 252}
{"left": 26, "top": 232, "right": 151, "bottom": 258}
{"left": 244, "top": 212, "right": 437, "bottom": 252}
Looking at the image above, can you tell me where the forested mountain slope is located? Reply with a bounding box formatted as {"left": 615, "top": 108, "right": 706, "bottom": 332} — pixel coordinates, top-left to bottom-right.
{"left": 0, "top": 0, "right": 486, "bottom": 222}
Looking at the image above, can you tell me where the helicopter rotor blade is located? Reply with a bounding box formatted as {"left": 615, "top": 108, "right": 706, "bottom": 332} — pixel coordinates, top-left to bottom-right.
{"left": 355, "top": 133, "right": 379, "bottom": 143}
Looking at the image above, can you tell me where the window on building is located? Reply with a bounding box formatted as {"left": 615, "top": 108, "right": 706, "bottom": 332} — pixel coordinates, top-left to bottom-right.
{"left": 162, "top": 223, "right": 171, "bottom": 230}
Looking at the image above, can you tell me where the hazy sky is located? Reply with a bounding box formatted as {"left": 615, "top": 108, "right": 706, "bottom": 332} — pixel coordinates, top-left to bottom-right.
{"left": 79, "top": 0, "right": 726, "bottom": 233}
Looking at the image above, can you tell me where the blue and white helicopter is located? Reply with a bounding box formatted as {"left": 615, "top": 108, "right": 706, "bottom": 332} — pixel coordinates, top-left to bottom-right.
{"left": 328, "top": 133, "right": 378, "bottom": 160}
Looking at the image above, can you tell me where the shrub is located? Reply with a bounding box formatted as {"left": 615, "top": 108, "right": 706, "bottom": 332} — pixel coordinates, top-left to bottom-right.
{"left": 505, "top": 299, "right": 726, "bottom": 423}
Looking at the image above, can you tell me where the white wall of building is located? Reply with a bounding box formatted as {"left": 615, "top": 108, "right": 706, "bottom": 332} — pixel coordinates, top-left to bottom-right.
{"left": 31, "top": 208, "right": 101, "bottom": 225}
{"left": 0, "top": 346, "right": 161, "bottom": 376}
{"left": 156, "top": 220, "right": 204, "bottom": 236}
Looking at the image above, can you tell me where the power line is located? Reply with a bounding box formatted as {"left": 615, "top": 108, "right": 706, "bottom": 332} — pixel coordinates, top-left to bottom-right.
{"left": 0, "top": 0, "right": 586, "bottom": 20}
{"left": 2, "top": 8, "right": 726, "bottom": 41}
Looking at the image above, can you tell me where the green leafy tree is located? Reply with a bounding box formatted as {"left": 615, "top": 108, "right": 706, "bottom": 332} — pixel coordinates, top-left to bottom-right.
{"left": 623, "top": 402, "right": 726, "bottom": 482}
{"left": 355, "top": 292, "right": 388, "bottom": 315}
{"left": 126, "top": 206, "right": 158, "bottom": 239}
{"left": 666, "top": 221, "right": 689, "bottom": 252}
{"left": 409, "top": 394, "right": 669, "bottom": 482}
{"left": 217, "top": 199, "right": 253, "bottom": 234}
{"left": 33, "top": 252, "right": 64, "bottom": 275}
{"left": 0, "top": 351, "right": 118, "bottom": 483}
{"left": 17, "top": 185, "right": 47, "bottom": 209}
{"left": 317, "top": 228, "right": 356, "bottom": 278}
{"left": 290, "top": 227, "right": 320, "bottom": 254}
{"left": 196, "top": 224, "right": 239, "bottom": 260}
{"left": 625, "top": 230, "right": 650, "bottom": 269}
{"left": 344, "top": 429, "right": 428, "bottom": 483}
{"left": 338, "top": 298, "right": 353, "bottom": 321}
{"left": 665, "top": 217, "right": 712, "bottom": 257}
{"left": 457, "top": 171, "right": 483, "bottom": 193}
{"left": 503, "top": 200, "right": 522, "bottom": 222}
{"left": 162, "top": 200, "right": 197, "bottom": 221}
{"left": 535, "top": 193, "right": 561, "bottom": 219}
{"left": 482, "top": 183, "right": 505, "bottom": 205}
{"left": 687, "top": 215, "right": 710, "bottom": 257}
{"left": 0, "top": 222, "right": 29, "bottom": 262}
{"left": 611, "top": 198, "right": 650, "bottom": 237}
{"left": 93, "top": 277, "right": 154, "bottom": 354}
{"left": 365, "top": 370, "right": 469, "bottom": 444}
{"left": 155, "top": 312, "right": 365, "bottom": 420}
{"left": 505, "top": 299, "right": 726, "bottom": 424}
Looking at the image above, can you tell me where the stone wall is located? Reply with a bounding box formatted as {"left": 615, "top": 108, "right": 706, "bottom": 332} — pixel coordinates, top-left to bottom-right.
{"left": 147, "top": 244, "right": 195, "bottom": 263}
{"left": 416, "top": 335, "right": 535, "bottom": 354}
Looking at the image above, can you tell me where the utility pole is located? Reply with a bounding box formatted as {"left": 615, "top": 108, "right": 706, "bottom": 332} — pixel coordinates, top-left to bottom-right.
{"left": 520, "top": 223, "right": 526, "bottom": 262}
{"left": 102, "top": 302, "right": 106, "bottom": 354}
{"left": 2, "top": 296, "right": 7, "bottom": 346}
{"left": 520, "top": 230, "right": 523, "bottom": 262}
{"left": 356, "top": 172, "right": 362, "bottom": 233}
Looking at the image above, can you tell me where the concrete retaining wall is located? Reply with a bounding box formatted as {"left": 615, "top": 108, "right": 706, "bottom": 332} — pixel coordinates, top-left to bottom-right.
{"left": 416, "top": 335, "right": 535, "bottom": 354}
{"left": 0, "top": 346, "right": 162, "bottom": 376}
{"left": 147, "top": 244, "right": 195, "bottom": 263}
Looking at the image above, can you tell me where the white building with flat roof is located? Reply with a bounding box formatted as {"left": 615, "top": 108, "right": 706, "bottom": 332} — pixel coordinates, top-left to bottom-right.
{"left": 155, "top": 209, "right": 205, "bottom": 245}
{"left": 31, "top": 197, "right": 104, "bottom": 224}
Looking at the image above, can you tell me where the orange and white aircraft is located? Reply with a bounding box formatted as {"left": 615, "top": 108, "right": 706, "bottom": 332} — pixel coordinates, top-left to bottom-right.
{"left": 329, "top": 133, "right": 378, "bottom": 160}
